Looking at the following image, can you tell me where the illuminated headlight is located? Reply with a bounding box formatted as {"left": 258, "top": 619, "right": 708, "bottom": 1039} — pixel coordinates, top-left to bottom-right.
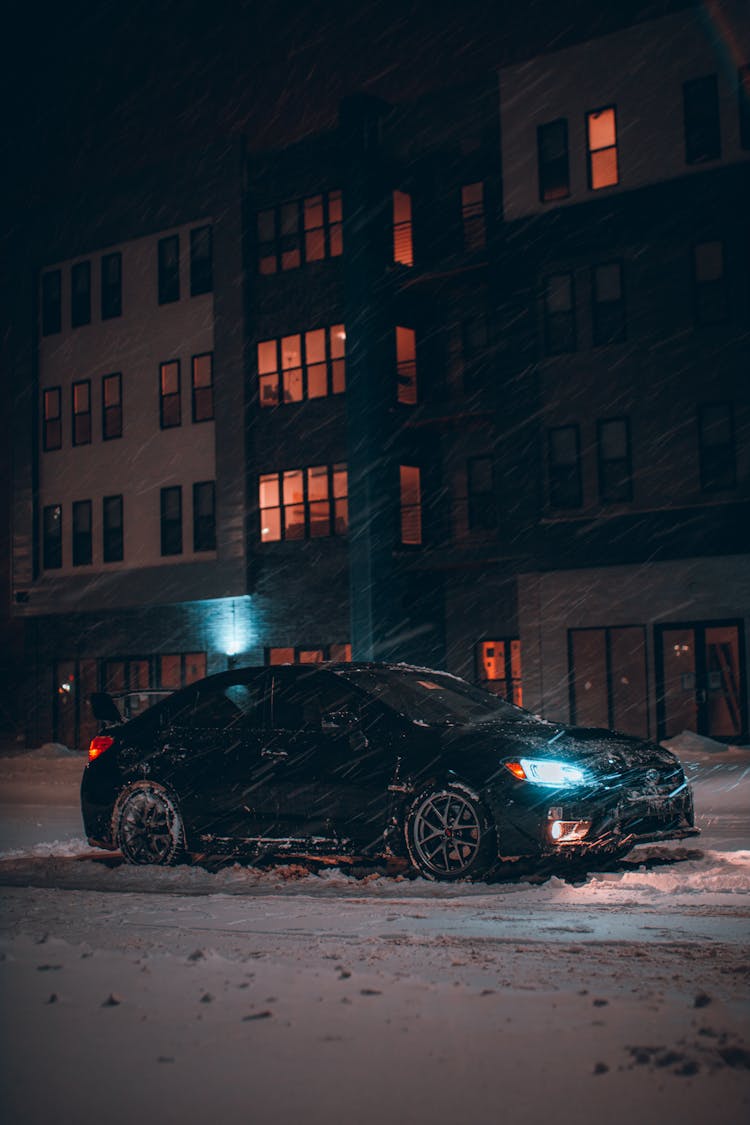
{"left": 505, "top": 758, "right": 589, "bottom": 787}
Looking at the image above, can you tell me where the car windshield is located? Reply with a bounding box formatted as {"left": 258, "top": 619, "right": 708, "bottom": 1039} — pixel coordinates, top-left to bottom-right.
{"left": 337, "top": 667, "right": 525, "bottom": 727}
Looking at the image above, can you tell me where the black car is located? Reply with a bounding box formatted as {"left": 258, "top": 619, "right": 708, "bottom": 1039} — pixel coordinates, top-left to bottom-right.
{"left": 82, "top": 662, "right": 698, "bottom": 880}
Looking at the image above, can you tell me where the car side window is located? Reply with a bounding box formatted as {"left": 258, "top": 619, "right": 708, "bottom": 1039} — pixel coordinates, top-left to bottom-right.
{"left": 269, "top": 670, "right": 365, "bottom": 732}
{"left": 167, "top": 677, "right": 265, "bottom": 732}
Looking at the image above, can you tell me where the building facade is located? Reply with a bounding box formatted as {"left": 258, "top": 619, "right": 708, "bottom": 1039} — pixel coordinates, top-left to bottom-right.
{"left": 8, "top": 7, "right": 749, "bottom": 748}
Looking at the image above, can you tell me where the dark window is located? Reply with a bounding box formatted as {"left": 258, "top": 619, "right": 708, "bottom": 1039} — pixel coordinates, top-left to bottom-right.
{"left": 592, "top": 262, "right": 625, "bottom": 345}
{"left": 72, "top": 380, "right": 92, "bottom": 445}
{"left": 43, "top": 504, "right": 63, "bottom": 569}
{"left": 190, "top": 226, "right": 212, "bottom": 296}
{"left": 160, "top": 360, "right": 181, "bottom": 428}
{"left": 477, "top": 639, "right": 522, "bottom": 706}
{"left": 191, "top": 353, "right": 214, "bottom": 421}
{"left": 71, "top": 261, "right": 91, "bottom": 328}
{"left": 396, "top": 326, "right": 417, "bottom": 405}
{"left": 257, "top": 325, "right": 346, "bottom": 407}
{"left": 41, "top": 271, "right": 61, "bottom": 335}
{"left": 597, "top": 417, "right": 632, "bottom": 502}
{"left": 537, "top": 119, "right": 570, "bottom": 201}
{"left": 259, "top": 463, "right": 348, "bottom": 542}
{"left": 586, "top": 106, "right": 619, "bottom": 189}
{"left": 393, "top": 190, "right": 413, "bottom": 266}
{"left": 101, "top": 252, "right": 122, "bottom": 319}
{"left": 72, "top": 500, "right": 93, "bottom": 566}
{"left": 740, "top": 65, "right": 750, "bottom": 150}
{"left": 160, "top": 486, "right": 182, "bottom": 555}
{"left": 43, "top": 387, "right": 62, "bottom": 451}
{"left": 158, "top": 235, "right": 180, "bottom": 304}
{"left": 399, "top": 465, "right": 422, "bottom": 545}
{"left": 699, "top": 403, "right": 735, "bottom": 490}
{"left": 683, "top": 75, "right": 721, "bottom": 164}
{"left": 193, "top": 481, "right": 216, "bottom": 551}
{"left": 467, "top": 457, "right": 497, "bottom": 530}
{"left": 461, "top": 182, "right": 486, "bottom": 252}
{"left": 102, "top": 373, "right": 122, "bottom": 440}
{"left": 693, "top": 241, "right": 727, "bottom": 324}
{"left": 258, "top": 191, "right": 342, "bottom": 274}
{"left": 103, "top": 495, "right": 124, "bottom": 562}
{"left": 461, "top": 314, "right": 488, "bottom": 392}
{"left": 544, "top": 273, "right": 576, "bottom": 354}
{"left": 548, "top": 425, "right": 582, "bottom": 508}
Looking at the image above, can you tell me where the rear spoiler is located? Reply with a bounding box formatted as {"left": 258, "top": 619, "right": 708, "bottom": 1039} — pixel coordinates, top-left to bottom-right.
{"left": 89, "top": 692, "right": 123, "bottom": 725}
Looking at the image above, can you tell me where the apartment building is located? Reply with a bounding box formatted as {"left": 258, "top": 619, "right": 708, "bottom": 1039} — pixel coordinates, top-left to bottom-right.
{"left": 9, "top": 7, "right": 749, "bottom": 747}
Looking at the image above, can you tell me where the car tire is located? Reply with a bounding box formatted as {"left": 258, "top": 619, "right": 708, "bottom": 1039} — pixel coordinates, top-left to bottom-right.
{"left": 404, "top": 785, "right": 496, "bottom": 881}
{"left": 114, "top": 781, "right": 186, "bottom": 866}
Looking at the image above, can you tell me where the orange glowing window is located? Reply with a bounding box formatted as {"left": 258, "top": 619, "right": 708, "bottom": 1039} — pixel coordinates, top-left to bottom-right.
{"left": 258, "top": 190, "right": 342, "bottom": 274}
{"left": 477, "top": 640, "right": 522, "bottom": 706}
{"left": 72, "top": 380, "right": 92, "bottom": 446}
{"left": 299, "top": 649, "right": 325, "bottom": 664}
{"left": 258, "top": 325, "right": 345, "bottom": 407}
{"left": 399, "top": 465, "right": 422, "bottom": 545}
{"left": 43, "top": 386, "right": 62, "bottom": 451}
{"left": 586, "top": 106, "right": 619, "bottom": 190}
{"left": 159, "top": 360, "right": 181, "bottom": 428}
{"left": 393, "top": 190, "right": 413, "bottom": 266}
{"left": 281, "top": 335, "right": 303, "bottom": 403}
{"left": 329, "top": 643, "right": 352, "bottom": 663}
{"left": 259, "top": 464, "right": 347, "bottom": 542}
{"left": 396, "top": 326, "right": 417, "bottom": 405}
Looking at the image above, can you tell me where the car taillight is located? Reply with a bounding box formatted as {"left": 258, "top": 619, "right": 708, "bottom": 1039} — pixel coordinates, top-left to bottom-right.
{"left": 89, "top": 735, "right": 115, "bottom": 762}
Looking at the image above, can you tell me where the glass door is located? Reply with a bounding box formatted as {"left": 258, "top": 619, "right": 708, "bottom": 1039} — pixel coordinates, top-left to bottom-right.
{"left": 656, "top": 621, "right": 746, "bottom": 740}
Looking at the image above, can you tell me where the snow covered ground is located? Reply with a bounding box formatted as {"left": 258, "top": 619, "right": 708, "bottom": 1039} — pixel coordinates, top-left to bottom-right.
{"left": 1, "top": 734, "right": 748, "bottom": 1125}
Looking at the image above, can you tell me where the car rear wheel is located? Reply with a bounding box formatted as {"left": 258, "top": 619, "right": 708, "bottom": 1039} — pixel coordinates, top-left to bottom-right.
{"left": 405, "top": 786, "right": 495, "bottom": 881}
{"left": 114, "top": 782, "right": 185, "bottom": 866}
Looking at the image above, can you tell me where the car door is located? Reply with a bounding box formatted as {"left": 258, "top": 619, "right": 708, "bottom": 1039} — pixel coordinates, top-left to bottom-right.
{"left": 262, "top": 667, "right": 396, "bottom": 845}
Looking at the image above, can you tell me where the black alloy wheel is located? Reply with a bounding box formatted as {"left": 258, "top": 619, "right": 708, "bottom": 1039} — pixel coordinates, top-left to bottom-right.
{"left": 115, "top": 782, "right": 185, "bottom": 866}
{"left": 405, "top": 786, "right": 495, "bottom": 881}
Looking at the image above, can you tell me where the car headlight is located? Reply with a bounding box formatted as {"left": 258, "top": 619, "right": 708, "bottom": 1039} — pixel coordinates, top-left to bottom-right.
{"left": 504, "top": 758, "right": 589, "bottom": 787}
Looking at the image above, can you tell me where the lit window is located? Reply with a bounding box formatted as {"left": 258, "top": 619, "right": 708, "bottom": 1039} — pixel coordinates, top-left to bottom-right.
{"left": 399, "top": 465, "right": 422, "bottom": 545}
{"left": 393, "top": 190, "right": 413, "bottom": 266}
{"left": 193, "top": 481, "right": 216, "bottom": 551}
{"left": 268, "top": 648, "right": 296, "bottom": 665}
{"left": 683, "top": 75, "right": 721, "bottom": 164}
{"left": 71, "top": 261, "right": 91, "bottom": 328}
{"left": 259, "top": 464, "right": 348, "bottom": 541}
{"left": 266, "top": 644, "right": 351, "bottom": 665}
{"left": 72, "top": 500, "right": 92, "bottom": 566}
{"left": 101, "top": 253, "right": 122, "bottom": 319}
{"left": 544, "top": 273, "right": 576, "bottom": 354}
{"left": 160, "top": 486, "right": 182, "bottom": 556}
{"left": 592, "top": 262, "right": 625, "bottom": 345}
{"left": 597, "top": 418, "right": 632, "bottom": 502}
{"left": 693, "top": 241, "right": 727, "bottom": 324}
{"left": 190, "top": 226, "right": 212, "bottom": 296}
{"left": 467, "top": 457, "right": 497, "bottom": 530}
{"left": 159, "top": 653, "right": 206, "bottom": 688}
{"left": 396, "top": 326, "right": 417, "bottom": 405}
{"left": 192, "top": 353, "right": 214, "bottom": 422}
{"left": 43, "top": 387, "right": 62, "bottom": 451}
{"left": 43, "top": 504, "right": 63, "bottom": 569}
{"left": 158, "top": 235, "right": 180, "bottom": 304}
{"left": 41, "top": 271, "right": 61, "bottom": 335}
{"left": 477, "top": 640, "right": 522, "bottom": 706}
{"left": 102, "top": 373, "right": 122, "bottom": 440}
{"left": 160, "top": 360, "right": 181, "bottom": 428}
{"left": 103, "top": 495, "right": 123, "bottom": 562}
{"left": 537, "top": 119, "right": 569, "bottom": 202}
{"left": 72, "top": 380, "right": 91, "bottom": 446}
{"left": 698, "top": 403, "right": 735, "bottom": 491}
{"left": 329, "top": 643, "right": 352, "bottom": 662}
{"left": 548, "top": 425, "right": 582, "bottom": 508}
{"left": 461, "top": 183, "right": 486, "bottom": 252}
{"left": 257, "top": 191, "right": 342, "bottom": 273}
{"left": 258, "top": 325, "right": 345, "bottom": 407}
{"left": 586, "top": 106, "right": 619, "bottom": 190}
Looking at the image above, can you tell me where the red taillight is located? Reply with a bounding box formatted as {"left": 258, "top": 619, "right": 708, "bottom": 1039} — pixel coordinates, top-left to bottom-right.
{"left": 89, "top": 735, "right": 115, "bottom": 762}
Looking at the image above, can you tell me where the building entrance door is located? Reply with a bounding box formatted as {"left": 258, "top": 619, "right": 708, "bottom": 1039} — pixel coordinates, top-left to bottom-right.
{"left": 656, "top": 621, "right": 746, "bottom": 741}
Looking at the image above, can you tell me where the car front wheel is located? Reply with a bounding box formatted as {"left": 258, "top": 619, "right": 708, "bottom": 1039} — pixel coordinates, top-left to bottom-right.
{"left": 114, "top": 782, "right": 185, "bottom": 866}
{"left": 405, "top": 786, "right": 495, "bottom": 881}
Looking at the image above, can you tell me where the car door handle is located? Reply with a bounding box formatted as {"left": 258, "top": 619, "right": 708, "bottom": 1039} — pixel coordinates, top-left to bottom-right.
{"left": 261, "top": 749, "right": 289, "bottom": 761}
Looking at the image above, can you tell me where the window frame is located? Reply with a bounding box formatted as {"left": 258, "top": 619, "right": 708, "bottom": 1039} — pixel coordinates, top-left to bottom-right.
{"left": 158, "top": 235, "right": 180, "bottom": 305}
{"left": 191, "top": 352, "right": 214, "bottom": 422}
{"left": 683, "top": 74, "right": 721, "bottom": 164}
{"left": 467, "top": 456, "right": 498, "bottom": 532}
{"left": 399, "top": 464, "right": 423, "bottom": 546}
{"left": 692, "top": 240, "right": 728, "bottom": 325}
{"left": 101, "top": 252, "right": 122, "bottom": 319}
{"left": 461, "top": 182, "right": 486, "bottom": 253}
{"left": 103, "top": 495, "right": 124, "bottom": 563}
{"left": 160, "top": 486, "right": 183, "bottom": 556}
{"left": 537, "top": 118, "right": 570, "bottom": 202}
{"left": 71, "top": 261, "right": 92, "bottom": 328}
{"left": 72, "top": 379, "right": 92, "bottom": 446}
{"left": 41, "top": 270, "right": 62, "bottom": 336}
{"left": 392, "top": 189, "right": 414, "bottom": 267}
{"left": 698, "top": 402, "right": 736, "bottom": 491}
{"left": 257, "top": 190, "right": 343, "bottom": 274}
{"left": 257, "top": 326, "right": 346, "bottom": 408}
{"left": 543, "top": 272, "right": 576, "bottom": 355}
{"left": 101, "top": 372, "right": 123, "bottom": 440}
{"left": 547, "top": 424, "right": 583, "bottom": 509}
{"left": 259, "top": 463, "right": 348, "bottom": 543}
{"left": 193, "top": 480, "right": 216, "bottom": 552}
{"left": 72, "top": 499, "right": 93, "bottom": 567}
{"left": 42, "top": 386, "right": 62, "bottom": 451}
{"left": 591, "top": 260, "right": 626, "bottom": 346}
{"left": 586, "top": 105, "right": 619, "bottom": 191}
{"left": 43, "top": 504, "right": 63, "bottom": 570}
{"left": 159, "top": 359, "right": 182, "bottom": 429}
{"left": 597, "top": 416, "right": 633, "bottom": 503}
{"left": 475, "top": 638, "right": 522, "bottom": 706}
{"left": 395, "top": 326, "right": 418, "bottom": 405}
{"left": 190, "top": 225, "right": 213, "bottom": 296}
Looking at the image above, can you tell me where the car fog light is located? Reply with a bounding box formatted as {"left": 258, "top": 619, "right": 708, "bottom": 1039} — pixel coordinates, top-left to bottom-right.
{"left": 549, "top": 819, "right": 592, "bottom": 844}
